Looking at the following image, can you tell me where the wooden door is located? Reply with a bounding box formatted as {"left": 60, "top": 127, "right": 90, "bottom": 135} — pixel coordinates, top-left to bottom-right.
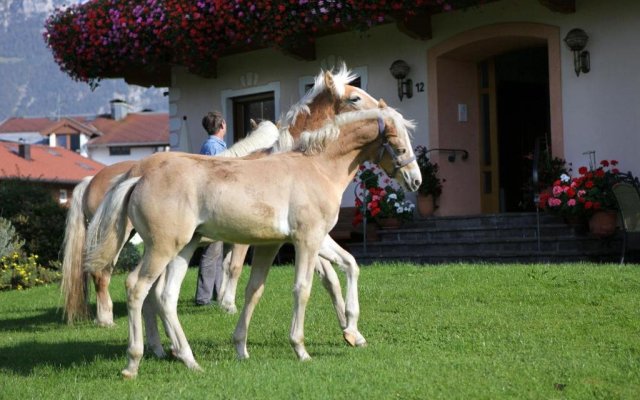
{"left": 478, "top": 59, "right": 500, "bottom": 213}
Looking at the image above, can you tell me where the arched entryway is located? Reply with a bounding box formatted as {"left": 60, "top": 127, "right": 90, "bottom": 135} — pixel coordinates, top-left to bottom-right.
{"left": 427, "top": 22, "right": 563, "bottom": 216}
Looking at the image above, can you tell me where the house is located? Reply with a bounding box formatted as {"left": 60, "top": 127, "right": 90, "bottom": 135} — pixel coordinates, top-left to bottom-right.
{"left": 0, "top": 141, "right": 104, "bottom": 205}
{"left": 43, "top": 0, "right": 640, "bottom": 216}
{"left": 0, "top": 100, "right": 169, "bottom": 165}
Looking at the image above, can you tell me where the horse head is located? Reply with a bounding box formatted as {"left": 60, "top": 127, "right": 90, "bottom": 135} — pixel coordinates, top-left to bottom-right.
{"left": 284, "top": 63, "right": 379, "bottom": 139}
{"left": 374, "top": 101, "right": 422, "bottom": 192}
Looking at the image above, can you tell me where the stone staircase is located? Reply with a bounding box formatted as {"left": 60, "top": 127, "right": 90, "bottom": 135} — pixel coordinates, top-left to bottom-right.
{"left": 341, "top": 212, "right": 625, "bottom": 264}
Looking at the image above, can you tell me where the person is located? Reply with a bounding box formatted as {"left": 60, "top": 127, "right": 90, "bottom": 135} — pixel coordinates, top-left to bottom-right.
{"left": 195, "top": 111, "right": 227, "bottom": 306}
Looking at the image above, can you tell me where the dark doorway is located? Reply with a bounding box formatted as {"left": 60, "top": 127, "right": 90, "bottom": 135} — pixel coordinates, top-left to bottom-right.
{"left": 495, "top": 46, "right": 550, "bottom": 211}
{"left": 232, "top": 92, "right": 275, "bottom": 142}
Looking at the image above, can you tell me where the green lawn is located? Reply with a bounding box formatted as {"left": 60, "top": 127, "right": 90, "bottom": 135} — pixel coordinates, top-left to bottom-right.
{"left": 0, "top": 263, "right": 639, "bottom": 399}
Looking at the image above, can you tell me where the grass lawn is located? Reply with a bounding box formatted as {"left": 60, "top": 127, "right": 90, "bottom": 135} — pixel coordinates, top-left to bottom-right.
{"left": 0, "top": 262, "right": 639, "bottom": 399}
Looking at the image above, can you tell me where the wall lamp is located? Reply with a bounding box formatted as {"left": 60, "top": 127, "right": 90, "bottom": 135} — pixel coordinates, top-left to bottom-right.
{"left": 424, "top": 148, "right": 469, "bottom": 163}
{"left": 564, "top": 28, "right": 590, "bottom": 76}
{"left": 389, "top": 59, "right": 413, "bottom": 101}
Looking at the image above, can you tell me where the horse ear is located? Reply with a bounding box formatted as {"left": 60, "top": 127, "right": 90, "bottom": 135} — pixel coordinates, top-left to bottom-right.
{"left": 324, "top": 71, "right": 338, "bottom": 97}
{"left": 249, "top": 119, "right": 258, "bottom": 130}
{"left": 379, "top": 98, "right": 388, "bottom": 108}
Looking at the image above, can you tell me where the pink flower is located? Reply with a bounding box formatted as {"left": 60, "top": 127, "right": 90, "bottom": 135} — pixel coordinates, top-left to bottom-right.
{"left": 567, "top": 199, "right": 576, "bottom": 206}
{"left": 552, "top": 186, "right": 564, "bottom": 197}
{"left": 548, "top": 198, "right": 562, "bottom": 207}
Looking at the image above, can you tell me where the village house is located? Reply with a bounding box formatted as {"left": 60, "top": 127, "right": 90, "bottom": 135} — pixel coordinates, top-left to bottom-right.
{"left": 0, "top": 141, "right": 104, "bottom": 205}
{"left": 43, "top": 0, "right": 639, "bottom": 216}
{"left": 0, "top": 99, "right": 169, "bottom": 166}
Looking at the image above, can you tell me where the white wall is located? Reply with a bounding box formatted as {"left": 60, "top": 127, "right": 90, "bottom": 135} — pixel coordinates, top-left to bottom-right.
{"left": 171, "top": 0, "right": 640, "bottom": 206}
{"left": 88, "top": 146, "right": 164, "bottom": 166}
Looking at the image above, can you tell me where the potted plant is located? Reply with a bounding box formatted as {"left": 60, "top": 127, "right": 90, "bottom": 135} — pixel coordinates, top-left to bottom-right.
{"left": 538, "top": 159, "right": 622, "bottom": 237}
{"left": 352, "top": 162, "right": 415, "bottom": 229}
{"left": 414, "top": 145, "right": 444, "bottom": 216}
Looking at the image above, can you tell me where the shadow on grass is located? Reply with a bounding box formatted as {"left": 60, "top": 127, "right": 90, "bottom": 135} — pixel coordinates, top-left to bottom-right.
{"left": 0, "top": 301, "right": 132, "bottom": 332}
{"left": 0, "top": 340, "right": 125, "bottom": 375}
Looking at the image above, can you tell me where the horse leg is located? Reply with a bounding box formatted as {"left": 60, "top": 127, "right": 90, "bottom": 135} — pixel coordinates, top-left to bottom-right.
{"left": 121, "top": 251, "right": 171, "bottom": 379}
{"left": 314, "top": 258, "right": 347, "bottom": 330}
{"left": 318, "top": 236, "right": 366, "bottom": 347}
{"left": 233, "top": 244, "right": 280, "bottom": 360}
{"left": 289, "top": 241, "right": 321, "bottom": 361}
{"left": 155, "top": 238, "right": 202, "bottom": 371}
{"left": 93, "top": 266, "right": 114, "bottom": 327}
{"left": 142, "top": 272, "right": 167, "bottom": 358}
{"left": 219, "top": 243, "right": 250, "bottom": 314}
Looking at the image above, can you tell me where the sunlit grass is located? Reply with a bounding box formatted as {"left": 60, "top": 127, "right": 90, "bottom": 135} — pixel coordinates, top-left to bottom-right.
{"left": 0, "top": 263, "right": 639, "bottom": 399}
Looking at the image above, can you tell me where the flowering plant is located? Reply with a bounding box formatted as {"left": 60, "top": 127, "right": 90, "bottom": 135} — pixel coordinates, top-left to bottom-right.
{"left": 539, "top": 159, "right": 622, "bottom": 217}
{"left": 43, "top": 0, "right": 474, "bottom": 83}
{"left": 352, "top": 162, "right": 415, "bottom": 226}
{"left": 414, "top": 145, "right": 444, "bottom": 197}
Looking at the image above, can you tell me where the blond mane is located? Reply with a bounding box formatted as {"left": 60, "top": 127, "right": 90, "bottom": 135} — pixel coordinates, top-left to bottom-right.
{"left": 279, "top": 63, "right": 358, "bottom": 128}
{"left": 294, "top": 107, "right": 415, "bottom": 155}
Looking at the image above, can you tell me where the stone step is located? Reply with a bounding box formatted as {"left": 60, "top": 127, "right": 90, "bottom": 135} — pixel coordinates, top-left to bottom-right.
{"left": 342, "top": 212, "right": 622, "bottom": 264}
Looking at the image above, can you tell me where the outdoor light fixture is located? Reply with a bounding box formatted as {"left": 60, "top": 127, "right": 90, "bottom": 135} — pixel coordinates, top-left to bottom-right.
{"left": 564, "top": 28, "right": 590, "bottom": 76}
{"left": 389, "top": 59, "right": 413, "bottom": 101}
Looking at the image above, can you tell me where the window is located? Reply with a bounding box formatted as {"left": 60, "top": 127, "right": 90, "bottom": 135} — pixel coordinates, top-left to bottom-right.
{"left": 56, "top": 135, "right": 67, "bottom": 148}
{"left": 109, "top": 146, "right": 131, "bottom": 156}
{"left": 59, "top": 189, "right": 68, "bottom": 204}
{"left": 231, "top": 92, "right": 275, "bottom": 142}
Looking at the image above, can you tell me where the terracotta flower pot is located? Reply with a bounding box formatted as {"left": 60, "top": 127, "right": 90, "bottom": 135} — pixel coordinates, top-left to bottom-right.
{"left": 588, "top": 210, "right": 618, "bottom": 238}
{"left": 417, "top": 193, "right": 435, "bottom": 217}
{"left": 376, "top": 217, "right": 402, "bottom": 229}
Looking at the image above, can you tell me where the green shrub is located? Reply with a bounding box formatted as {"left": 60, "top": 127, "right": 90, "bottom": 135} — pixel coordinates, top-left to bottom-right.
{"left": 0, "top": 253, "right": 61, "bottom": 291}
{"left": 114, "top": 242, "right": 142, "bottom": 273}
{"left": 0, "top": 179, "right": 67, "bottom": 266}
{"left": 0, "top": 217, "right": 24, "bottom": 258}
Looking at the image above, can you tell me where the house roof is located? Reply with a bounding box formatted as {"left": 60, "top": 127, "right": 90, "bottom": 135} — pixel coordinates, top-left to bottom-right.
{"left": 0, "top": 112, "right": 168, "bottom": 147}
{"left": 88, "top": 113, "right": 169, "bottom": 147}
{"left": 0, "top": 142, "right": 105, "bottom": 184}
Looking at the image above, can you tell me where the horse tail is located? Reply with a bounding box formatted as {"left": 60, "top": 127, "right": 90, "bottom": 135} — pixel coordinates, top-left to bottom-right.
{"left": 60, "top": 176, "right": 93, "bottom": 324}
{"left": 84, "top": 176, "right": 140, "bottom": 274}
{"left": 218, "top": 120, "right": 279, "bottom": 158}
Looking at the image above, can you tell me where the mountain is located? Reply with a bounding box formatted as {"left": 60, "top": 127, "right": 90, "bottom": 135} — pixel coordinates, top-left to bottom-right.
{"left": 0, "top": 0, "right": 168, "bottom": 122}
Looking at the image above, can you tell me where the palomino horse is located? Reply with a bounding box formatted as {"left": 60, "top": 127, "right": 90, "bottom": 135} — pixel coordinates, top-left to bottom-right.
{"left": 61, "top": 64, "right": 380, "bottom": 326}
{"left": 61, "top": 121, "right": 280, "bottom": 325}
{"left": 84, "top": 105, "right": 421, "bottom": 378}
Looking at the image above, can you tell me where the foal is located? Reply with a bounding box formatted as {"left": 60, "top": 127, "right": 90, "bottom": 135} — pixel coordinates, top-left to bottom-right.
{"left": 84, "top": 105, "right": 421, "bottom": 378}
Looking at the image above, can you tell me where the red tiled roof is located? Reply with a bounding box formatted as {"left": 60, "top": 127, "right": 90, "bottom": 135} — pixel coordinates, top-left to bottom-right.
{"left": 89, "top": 113, "right": 169, "bottom": 146}
{"left": 0, "top": 112, "right": 168, "bottom": 147}
{"left": 0, "top": 143, "right": 105, "bottom": 184}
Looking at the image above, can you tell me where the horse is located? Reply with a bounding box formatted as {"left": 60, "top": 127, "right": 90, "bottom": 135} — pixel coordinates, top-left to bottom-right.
{"left": 60, "top": 121, "right": 280, "bottom": 326}
{"left": 60, "top": 64, "right": 381, "bottom": 326}
{"left": 83, "top": 104, "right": 421, "bottom": 378}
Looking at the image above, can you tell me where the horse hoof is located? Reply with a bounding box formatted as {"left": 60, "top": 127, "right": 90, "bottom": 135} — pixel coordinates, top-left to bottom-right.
{"left": 121, "top": 369, "right": 137, "bottom": 379}
{"left": 187, "top": 361, "right": 203, "bottom": 372}
{"left": 95, "top": 319, "right": 115, "bottom": 328}
{"left": 220, "top": 302, "right": 237, "bottom": 314}
{"left": 298, "top": 353, "right": 312, "bottom": 362}
{"left": 343, "top": 331, "right": 356, "bottom": 347}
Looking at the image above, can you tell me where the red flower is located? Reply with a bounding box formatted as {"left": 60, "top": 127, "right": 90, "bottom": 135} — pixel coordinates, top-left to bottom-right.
{"left": 600, "top": 160, "right": 609, "bottom": 167}
{"left": 578, "top": 166, "right": 588, "bottom": 175}
{"left": 584, "top": 181, "right": 594, "bottom": 189}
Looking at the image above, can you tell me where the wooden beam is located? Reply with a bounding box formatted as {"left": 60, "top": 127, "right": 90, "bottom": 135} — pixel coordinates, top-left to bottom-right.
{"left": 279, "top": 37, "right": 316, "bottom": 61}
{"left": 396, "top": 10, "right": 432, "bottom": 41}
{"left": 538, "top": 0, "right": 576, "bottom": 13}
{"left": 118, "top": 64, "right": 172, "bottom": 87}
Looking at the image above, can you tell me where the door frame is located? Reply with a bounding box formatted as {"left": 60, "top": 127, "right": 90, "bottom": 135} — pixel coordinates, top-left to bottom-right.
{"left": 427, "top": 22, "right": 563, "bottom": 215}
